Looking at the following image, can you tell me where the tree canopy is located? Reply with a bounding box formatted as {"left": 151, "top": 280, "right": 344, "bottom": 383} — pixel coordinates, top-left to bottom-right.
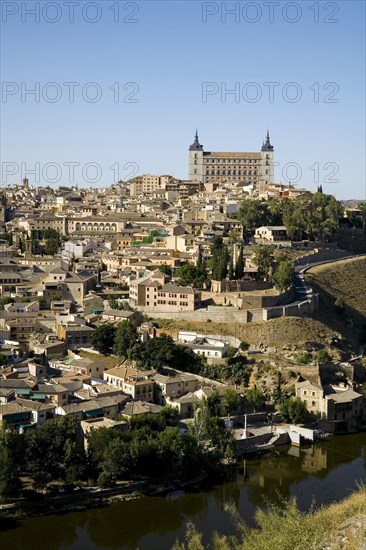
{"left": 113, "top": 321, "right": 139, "bottom": 358}
{"left": 279, "top": 397, "right": 308, "bottom": 424}
{"left": 177, "top": 263, "right": 208, "bottom": 290}
{"left": 91, "top": 323, "right": 117, "bottom": 355}
{"left": 235, "top": 194, "right": 344, "bottom": 242}
{"left": 245, "top": 386, "right": 265, "bottom": 412}
{"left": 273, "top": 260, "right": 294, "bottom": 292}
{"left": 252, "top": 245, "right": 274, "bottom": 280}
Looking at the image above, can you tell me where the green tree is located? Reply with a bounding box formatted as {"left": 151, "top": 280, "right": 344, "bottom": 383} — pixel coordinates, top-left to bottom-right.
{"left": 228, "top": 256, "right": 234, "bottom": 281}
{"left": 44, "top": 238, "right": 60, "bottom": 256}
{"left": 279, "top": 397, "right": 308, "bottom": 424}
{"left": 245, "top": 386, "right": 265, "bottom": 412}
{"left": 273, "top": 260, "right": 294, "bottom": 292}
{"left": 113, "top": 320, "right": 139, "bottom": 358}
{"left": 44, "top": 228, "right": 60, "bottom": 240}
{"left": 334, "top": 297, "right": 345, "bottom": 316}
{"left": 0, "top": 426, "right": 21, "bottom": 499}
{"left": 234, "top": 246, "right": 244, "bottom": 280}
{"left": 211, "top": 235, "right": 224, "bottom": 252}
{"left": 238, "top": 199, "right": 266, "bottom": 232}
{"left": 91, "top": 323, "right": 116, "bottom": 355}
{"left": 177, "top": 263, "right": 208, "bottom": 290}
{"left": 38, "top": 297, "right": 48, "bottom": 310}
{"left": 0, "top": 353, "right": 7, "bottom": 366}
{"left": 223, "top": 388, "right": 239, "bottom": 416}
{"left": 157, "top": 264, "right": 172, "bottom": 277}
{"left": 25, "top": 416, "right": 85, "bottom": 482}
{"left": 207, "top": 391, "right": 221, "bottom": 417}
{"left": 282, "top": 193, "right": 343, "bottom": 242}
{"left": 296, "top": 352, "right": 310, "bottom": 365}
{"left": 358, "top": 202, "right": 366, "bottom": 229}
{"left": 212, "top": 246, "right": 228, "bottom": 281}
{"left": 18, "top": 237, "right": 25, "bottom": 253}
{"left": 252, "top": 245, "right": 274, "bottom": 280}
{"left": 32, "top": 240, "right": 44, "bottom": 255}
{"left": 317, "top": 349, "right": 331, "bottom": 364}
{"left": 239, "top": 341, "right": 249, "bottom": 351}
{"left": 197, "top": 247, "right": 203, "bottom": 269}
{"left": 132, "top": 334, "right": 202, "bottom": 374}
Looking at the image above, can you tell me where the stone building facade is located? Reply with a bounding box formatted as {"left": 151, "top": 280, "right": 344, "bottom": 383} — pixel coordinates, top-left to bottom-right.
{"left": 188, "top": 130, "right": 274, "bottom": 190}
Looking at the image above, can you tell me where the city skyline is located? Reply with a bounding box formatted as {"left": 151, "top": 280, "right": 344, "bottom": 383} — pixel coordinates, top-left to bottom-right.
{"left": 1, "top": 1, "right": 365, "bottom": 199}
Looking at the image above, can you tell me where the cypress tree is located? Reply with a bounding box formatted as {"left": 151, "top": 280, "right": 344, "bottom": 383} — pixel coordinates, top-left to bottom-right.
{"left": 228, "top": 257, "right": 234, "bottom": 281}
{"left": 235, "top": 246, "right": 244, "bottom": 280}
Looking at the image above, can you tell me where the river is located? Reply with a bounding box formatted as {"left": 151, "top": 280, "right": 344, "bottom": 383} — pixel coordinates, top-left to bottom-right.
{"left": 1, "top": 433, "right": 365, "bottom": 550}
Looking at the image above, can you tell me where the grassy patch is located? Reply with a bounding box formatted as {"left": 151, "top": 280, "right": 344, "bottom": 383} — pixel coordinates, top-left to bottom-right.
{"left": 78, "top": 350, "right": 121, "bottom": 370}
{"left": 174, "top": 485, "right": 366, "bottom": 549}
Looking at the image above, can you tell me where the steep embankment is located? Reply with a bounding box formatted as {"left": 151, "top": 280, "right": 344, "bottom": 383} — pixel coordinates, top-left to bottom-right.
{"left": 306, "top": 256, "right": 366, "bottom": 347}
{"left": 174, "top": 486, "right": 366, "bottom": 550}
{"left": 156, "top": 317, "right": 349, "bottom": 352}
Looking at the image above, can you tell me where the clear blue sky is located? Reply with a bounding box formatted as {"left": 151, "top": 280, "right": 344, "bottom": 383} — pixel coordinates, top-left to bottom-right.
{"left": 1, "top": 0, "right": 365, "bottom": 199}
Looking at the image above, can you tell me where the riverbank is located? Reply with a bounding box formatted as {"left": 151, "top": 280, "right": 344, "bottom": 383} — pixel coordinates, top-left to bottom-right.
{"left": 1, "top": 433, "right": 365, "bottom": 550}
{"left": 0, "top": 473, "right": 212, "bottom": 522}
{"left": 175, "top": 484, "right": 366, "bottom": 550}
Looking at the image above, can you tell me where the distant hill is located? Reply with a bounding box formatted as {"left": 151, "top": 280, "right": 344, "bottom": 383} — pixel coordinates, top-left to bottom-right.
{"left": 341, "top": 199, "right": 366, "bottom": 207}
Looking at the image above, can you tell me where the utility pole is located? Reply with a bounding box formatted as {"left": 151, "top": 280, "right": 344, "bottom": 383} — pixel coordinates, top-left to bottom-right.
{"left": 242, "top": 413, "right": 247, "bottom": 439}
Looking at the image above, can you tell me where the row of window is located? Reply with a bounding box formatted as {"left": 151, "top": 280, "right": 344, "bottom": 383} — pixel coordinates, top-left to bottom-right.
{"left": 206, "top": 170, "right": 258, "bottom": 176}
{"left": 157, "top": 300, "right": 189, "bottom": 306}
{"left": 204, "top": 158, "right": 259, "bottom": 164}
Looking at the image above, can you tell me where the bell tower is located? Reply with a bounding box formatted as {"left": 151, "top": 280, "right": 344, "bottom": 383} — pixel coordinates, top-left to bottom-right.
{"left": 259, "top": 130, "right": 274, "bottom": 192}
{"left": 188, "top": 130, "right": 204, "bottom": 182}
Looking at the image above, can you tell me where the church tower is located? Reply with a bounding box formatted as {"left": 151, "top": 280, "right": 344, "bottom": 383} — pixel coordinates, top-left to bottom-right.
{"left": 259, "top": 130, "right": 274, "bottom": 192}
{"left": 188, "top": 130, "right": 204, "bottom": 182}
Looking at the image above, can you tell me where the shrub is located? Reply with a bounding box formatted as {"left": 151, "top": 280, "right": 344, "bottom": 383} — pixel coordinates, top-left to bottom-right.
{"left": 239, "top": 341, "right": 250, "bottom": 351}
{"left": 317, "top": 349, "right": 331, "bottom": 364}
{"left": 296, "top": 352, "right": 310, "bottom": 365}
{"left": 334, "top": 297, "right": 345, "bottom": 316}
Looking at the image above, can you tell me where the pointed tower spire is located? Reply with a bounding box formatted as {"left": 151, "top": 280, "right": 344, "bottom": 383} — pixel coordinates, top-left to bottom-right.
{"left": 261, "top": 130, "right": 274, "bottom": 151}
{"left": 189, "top": 129, "right": 203, "bottom": 151}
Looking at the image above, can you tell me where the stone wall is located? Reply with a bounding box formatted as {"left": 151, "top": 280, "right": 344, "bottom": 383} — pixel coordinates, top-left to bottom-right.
{"left": 295, "top": 249, "right": 355, "bottom": 267}
{"left": 211, "top": 280, "right": 272, "bottom": 293}
{"left": 202, "top": 288, "right": 293, "bottom": 310}
{"left": 144, "top": 295, "right": 318, "bottom": 325}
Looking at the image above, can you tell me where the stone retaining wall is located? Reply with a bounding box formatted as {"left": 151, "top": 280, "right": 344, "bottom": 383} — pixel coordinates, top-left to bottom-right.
{"left": 202, "top": 288, "right": 293, "bottom": 309}
{"left": 145, "top": 295, "right": 318, "bottom": 324}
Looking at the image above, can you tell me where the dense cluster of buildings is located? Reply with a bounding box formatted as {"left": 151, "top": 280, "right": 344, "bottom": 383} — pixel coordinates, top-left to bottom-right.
{"left": 0, "top": 132, "right": 365, "bottom": 439}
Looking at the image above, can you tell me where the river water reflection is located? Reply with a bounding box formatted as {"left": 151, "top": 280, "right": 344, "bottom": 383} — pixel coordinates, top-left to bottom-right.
{"left": 1, "top": 433, "right": 365, "bottom": 550}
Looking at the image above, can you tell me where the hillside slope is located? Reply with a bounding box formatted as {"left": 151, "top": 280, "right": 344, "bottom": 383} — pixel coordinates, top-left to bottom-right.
{"left": 306, "top": 256, "right": 366, "bottom": 347}
{"left": 157, "top": 258, "right": 366, "bottom": 356}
